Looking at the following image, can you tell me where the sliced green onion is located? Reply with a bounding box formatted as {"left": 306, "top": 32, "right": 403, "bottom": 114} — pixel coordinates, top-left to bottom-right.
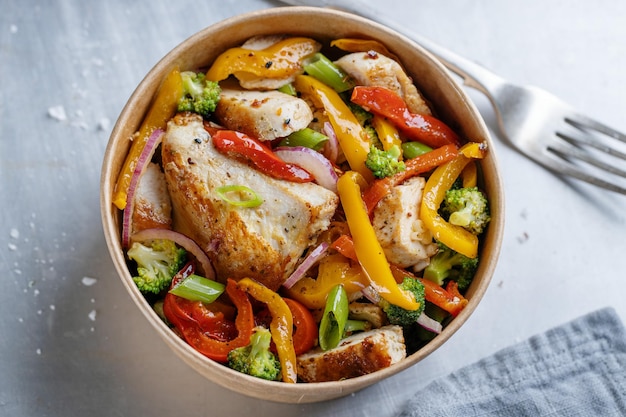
{"left": 318, "top": 284, "right": 349, "bottom": 351}
{"left": 344, "top": 319, "right": 371, "bottom": 334}
{"left": 402, "top": 141, "right": 433, "bottom": 159}
{"left": 216, "top": 185, "right": 263, "bottom": 207}
{"left": 279, "top": 128, "right": 329, "bottom": 151}
{"left": 169, "top": 274, "right": 225, "bottom": 304}
{"left": 304, "top": 53, "right": 355, "bottom": 93}
{"left": 277, "top": 82, "right": 297, "bottom": 96}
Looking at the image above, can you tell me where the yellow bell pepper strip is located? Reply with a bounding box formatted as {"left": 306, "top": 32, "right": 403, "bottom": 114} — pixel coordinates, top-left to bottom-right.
{"left": 332, "top": 234, "right": 469, "bottom": 316}
{"left": 205, "top": 37, "right": 320, "bottom": 83}
{"left": 420, "top": 142, "right": 487, "bottom": 259}
{"left": 236, "top": 278, "right": 297, "bottom": 384}
{"left": 362, "top": 144, "right": 459, "bottom": 215}
{"left": 462, "top": 160, "right": 478, "bottom": 188}
{"left": 330, "top": 38, "right": 400, "bottom": 62}
{"left": 113, "top": 67, "right": 183, "bottom": 209}
{"left": 293, "top": 74, "right": 373, "bottom": 182}
{"left": 283, "top": 254, "right": 369, "bottom": 310}
{"left": 371, "top": 115, "right": 402, "bottom": 152}
{"left": 351, "top": 86, "right": 461, "bottom": 149}
{"left": 337, "top": 171, "right": 419, "bottom": 311}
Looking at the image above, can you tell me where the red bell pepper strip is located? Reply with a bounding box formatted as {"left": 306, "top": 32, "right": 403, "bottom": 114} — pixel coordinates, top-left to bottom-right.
{"left": 361, "top": 144, "right": 459, "bottom": 215}
{"left": 331, "top": 234, "right": 468, "bottom": 316}
{"left": 254, "top": 298, "right": 318, "bottom": 355}
{"left": 163, "top": 277, "right": 255, "bottom": 363}
{"left": 211, "top": 130, "right": 314, "bottom": 183}
{"left": 284, "top": 298, "right": 318, "bottom": 355}
{"left": 351, "top": 86, "right": 461, "bottom": 148}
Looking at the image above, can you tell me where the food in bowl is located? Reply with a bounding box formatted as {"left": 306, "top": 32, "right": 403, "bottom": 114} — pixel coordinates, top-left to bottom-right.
{"left": 107, "top": 18, "right": 495, "bottom": 387}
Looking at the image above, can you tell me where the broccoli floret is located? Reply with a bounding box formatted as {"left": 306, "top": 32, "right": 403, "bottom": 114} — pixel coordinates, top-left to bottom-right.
{"left": 440, "top": 186, "right": 491, "bottom": 235}
{"left": 348, "top": 103, "right": 373, "bottom": 125}
{"left": 379, "top": 277, "right": 426, "bottom": 327}
{"left": 227, "top": 327, "right": 281, "bottom": 381}
{"left": 423, "top": 242, "right": 478, "bottom": 290}
{"left": 127, "top": 239, "right": 186, "bottom": 294}
{"left": 177, "top": 71, "right": 221, "bottom": 118}
{"left": 365, "top": 144, "right": 406, "bottom": 178}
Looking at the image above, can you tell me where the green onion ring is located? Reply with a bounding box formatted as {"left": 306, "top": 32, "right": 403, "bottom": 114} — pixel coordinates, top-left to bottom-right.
{"left": 216, "top": 185, "right": 263, "bottom": 207}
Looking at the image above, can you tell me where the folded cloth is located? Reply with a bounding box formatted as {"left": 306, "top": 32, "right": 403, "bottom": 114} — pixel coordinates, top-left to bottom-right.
{"left": 397, "top": 307, "right": 626, "bottom": 417}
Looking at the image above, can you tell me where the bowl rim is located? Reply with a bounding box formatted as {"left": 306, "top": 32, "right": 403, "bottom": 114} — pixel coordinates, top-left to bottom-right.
{"left": 100, "top": 5, "right": 505, "bottom": 404}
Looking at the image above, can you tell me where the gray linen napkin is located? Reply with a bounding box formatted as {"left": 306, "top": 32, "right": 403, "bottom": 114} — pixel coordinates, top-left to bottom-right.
{"left": 398, "top": 307, "right": 626, "bottom": 416}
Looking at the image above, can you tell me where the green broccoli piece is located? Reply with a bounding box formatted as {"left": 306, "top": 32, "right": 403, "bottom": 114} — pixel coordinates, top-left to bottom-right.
{"left": 379, "top": 277, "right": 426, "bottom": 327}
{"left": 365, "top": 144, "right": 406, "bottom": 178}
{"left": 439, "top": 186, "right": 491, "bottom": 235}
{"left": 177, "top": 71, "right": 221, "bottom": 118}
{"left": 127, "top": 239, "right": 186, "bottom": 294}
{"left": 423, "top": 242, "right": 478, "bottom": 291}
{"left": 348, "top": 103, "right": 373, "bottom": 126}
{"left": 227, "top": 327, "right": 281, "bottom": 381}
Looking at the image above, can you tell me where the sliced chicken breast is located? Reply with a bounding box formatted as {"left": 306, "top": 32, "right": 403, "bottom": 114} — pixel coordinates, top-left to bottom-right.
{"left": 335, "top": 51, "right": 432, "bottom": 115}
{"left": 161, "top": 113, "right": 338, "bottom": 291}
{"left": 215, "top": 88, "right": 314, "bottom": 141}
{"left": 372, "top": 176, "right": 438, "bottom": 270}
{"left": 296, "top": 325, "right": 406, "bottom": 382}
{"left": 131, "top": 162, "right": 172, "bottom": 234}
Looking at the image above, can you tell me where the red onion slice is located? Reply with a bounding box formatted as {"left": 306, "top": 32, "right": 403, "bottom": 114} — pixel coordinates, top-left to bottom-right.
{"left": 274, "top": 146, "right": 338, "bottom": 193}
{"left": 361, "top": 286, "right": 381, "bottom": 304}
{"left": 322, "top": 122, "right": 339, "bottom": 163}
{"left": 416, "top": 312, "right": 443, "bottom": 334}
{"left": 121, "top": 128, "right": 164, "bottom": 248}
{"left": 282, "top": 241, "right": 329, "bottom": 289}
{"left": 130, "top": 228, "right": 216, "bottom": 280}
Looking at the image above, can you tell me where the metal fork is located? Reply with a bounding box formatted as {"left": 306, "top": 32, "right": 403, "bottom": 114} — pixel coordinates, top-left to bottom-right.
{"left": 278, "top": 0, "right": 626, "bottom": 194}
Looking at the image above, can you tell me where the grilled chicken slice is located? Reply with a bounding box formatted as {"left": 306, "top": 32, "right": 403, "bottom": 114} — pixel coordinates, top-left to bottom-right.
{"left": 296, "top": 325, "right": 406, "bottom": 382}
{"left": 372, "top": 176, "right": 438, "bottom": 270}
{"left": 215, "top": 88, "right": 314, "bottom": 141}
{"left": 161, "top": 113, "right": 338, "bottom": 291}
{"left": 131, "top": 162, "right": 172, "bottom": 234}
{"left": 349, "top": 302, "right": 387, "bottom": 329}
{"left": 335, "top": 51, "right": 432, "bottom": 115}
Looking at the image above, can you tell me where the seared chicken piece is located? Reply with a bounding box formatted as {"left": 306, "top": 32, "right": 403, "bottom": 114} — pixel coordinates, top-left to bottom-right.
{"left": 131, "top": 162, "right": 172, "bottom": 234}
{"left": 215, "top": 88, "right": 314, "bottom": 141}
{"left": 349, "top": 302, "right": 387, "bottom": 329}
{"left": 236, "top": 35, "right": 321, "bottom": 90}
{"left": 335, "top": 51, "right": 432, "bottom": 115}
{"left": 297, "top": 325, "right": 406, "bottom": 382}
{"left": 161, "top": 113, "right": 338, "bottom": 291}
{"left": 372, "top": 176, "right": 438, "bottom": 270}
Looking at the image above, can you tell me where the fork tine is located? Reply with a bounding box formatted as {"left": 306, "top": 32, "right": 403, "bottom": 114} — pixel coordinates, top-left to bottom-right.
{"left": 541, "top": 148, "right": 626, "bottom": 195}
{"left": 548, "top": 139, "right": 626, "bottom": 178}
{"left": 555, "top": 130, "right": 626, "bottom": 163}
{"left": 565, "top": 115, "right": 626, "bottom": 144}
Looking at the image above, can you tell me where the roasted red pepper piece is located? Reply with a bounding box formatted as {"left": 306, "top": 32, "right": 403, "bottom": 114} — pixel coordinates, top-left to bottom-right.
{"left": 163, "top": 276, "right": 255, "bottom": 363}
{"left": 211, "top": 129, "right": 314, "bottom": 183}
{"left": 351, "top": 86, "right": 461, "bottom": 148}
{"left": 255, "top": 298, "right": 318, "bottom": 355}
{"left": 284, "top": 298, "right": 318, "bottom": 355}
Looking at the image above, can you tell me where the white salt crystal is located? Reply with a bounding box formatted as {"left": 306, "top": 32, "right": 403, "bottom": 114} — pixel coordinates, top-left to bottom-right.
{"left": 81, "top": 276, "right": 97, "bottom": 286}
{"left": 9, "top": 228, "right": 19, "bottom": 239}
{"left": 88, "top": 310, "right": 97, "bottom": 321}
{"left": 47, "top": 105, "right": 67, "bottom": 121}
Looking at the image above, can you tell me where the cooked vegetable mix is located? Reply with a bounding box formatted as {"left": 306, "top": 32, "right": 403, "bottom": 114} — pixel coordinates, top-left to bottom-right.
{"left": 115, "top": 35, "right": 492, "bottom": 383}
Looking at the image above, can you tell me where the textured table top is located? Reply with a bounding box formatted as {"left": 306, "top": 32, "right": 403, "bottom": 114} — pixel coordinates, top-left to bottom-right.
{"left": 1, "top": 1, "right": 625, "bottom": 415}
